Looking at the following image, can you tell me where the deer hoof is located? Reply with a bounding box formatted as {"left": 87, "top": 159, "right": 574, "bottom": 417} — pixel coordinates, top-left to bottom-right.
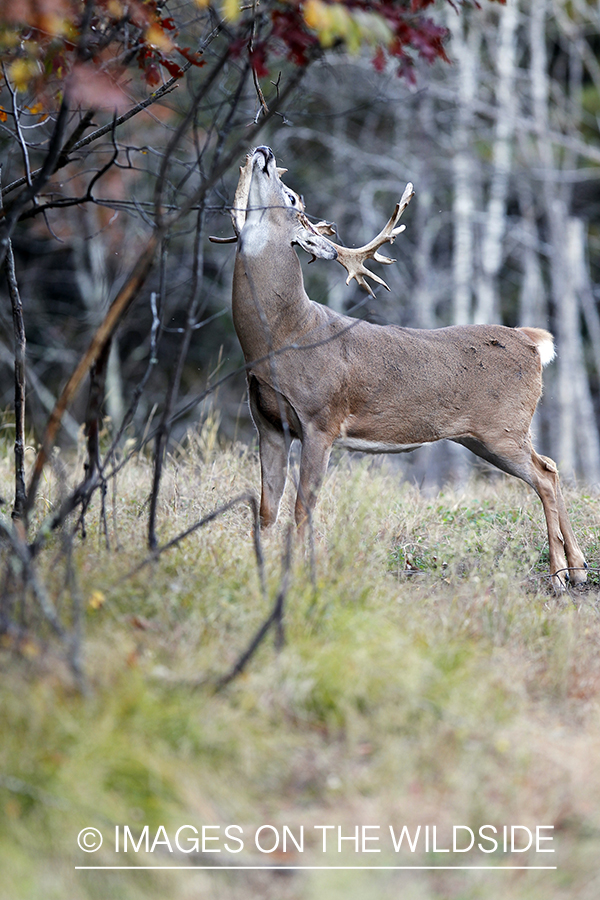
{"left": 567, "top": 566, "right": 588, "bottom": 587}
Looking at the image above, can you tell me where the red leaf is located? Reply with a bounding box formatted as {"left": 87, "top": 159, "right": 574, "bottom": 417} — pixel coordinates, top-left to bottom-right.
{"left": 144, "top": 62, "right": 161, "bottom": 86}
{"left": 372, "top": 46, "right": 386, "bottom": 73}
{"left": 229, "top": 38, "right": 246, "bottom": 60}
{"left": 250, "top": 44, "right": 269, "bottom": 79}
{"left": 396, "top": 57, "right": 417, "bottom": 85}
{"left": 271, "top": 9, "right": 318, "bottom": 68}
{"left": 178, "top": 46, "right": 206, "bottom": 67}
{"left": 160, "top": 58, "right": 184, "bottom": 78}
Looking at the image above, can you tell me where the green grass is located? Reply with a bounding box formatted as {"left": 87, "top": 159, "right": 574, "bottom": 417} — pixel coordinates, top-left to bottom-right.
{"left": 0, "top": 430, "right": 599, "bottom": 900}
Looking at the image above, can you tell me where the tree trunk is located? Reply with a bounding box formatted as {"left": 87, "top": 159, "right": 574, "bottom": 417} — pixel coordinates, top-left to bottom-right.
{"left": 565, "top": 217, "right": 600, "bottom": 483}
{"left": 474, "top": 0, "right": 518, "bottom": 324}
{"left": 447, "top": 6, "right": 481, "bottom": 326}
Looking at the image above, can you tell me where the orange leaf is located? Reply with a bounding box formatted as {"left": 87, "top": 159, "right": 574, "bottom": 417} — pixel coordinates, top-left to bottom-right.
{"left": 145, "top": 23, "right": 174, "bottom": 52}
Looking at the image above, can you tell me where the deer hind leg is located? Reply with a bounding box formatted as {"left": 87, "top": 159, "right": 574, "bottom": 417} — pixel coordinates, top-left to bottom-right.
{"left": 456, "top": 435, "right": 586, "bottom": 590}
{"left": 529, "top": 452, "right": 587, "bottom": 586}
{"left": 295, "top": 430, "right": 332, "bottom": 528}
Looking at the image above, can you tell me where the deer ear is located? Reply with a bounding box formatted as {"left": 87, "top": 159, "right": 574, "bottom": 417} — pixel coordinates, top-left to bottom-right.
{"left": 294, "top": 228, "right": 338, "bottom": 261}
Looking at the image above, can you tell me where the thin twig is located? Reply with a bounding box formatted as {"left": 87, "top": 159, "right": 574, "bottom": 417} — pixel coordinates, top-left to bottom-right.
{"left": 148, "top": 205, "right": 205, "bottom": 549}
{"left": 0, "top": 93, "right": 72, "bottom": 268}
{"left": 2, "top": 64, "right": 33, "bottom": 189}
{"left": 249, "top": 0, "right": 269, "bottom": 122}
{"left": 0, "top": 168, "right": 27, "bottom": 518}
{"left": 216, "top": 525, "right": 293, "bottom": 689}
{"left": 0, "top": 519, "right": 66, "bottom": 640}
{"left": 24, "top": 230, "right": 160, "bottom": 523}
{"left": 122, "top": 493, "right": 265, "bottom": 597}
{"left": 78, "top": 338, "right": 112, "bottom": 545}
{"left": 1, "top": 82, "right": 180, "bottom": 199}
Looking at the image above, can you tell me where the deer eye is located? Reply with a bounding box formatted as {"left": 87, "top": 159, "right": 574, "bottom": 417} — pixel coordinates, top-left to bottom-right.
{"left": 286, "top": 192, "right": 297, "bottom": 206}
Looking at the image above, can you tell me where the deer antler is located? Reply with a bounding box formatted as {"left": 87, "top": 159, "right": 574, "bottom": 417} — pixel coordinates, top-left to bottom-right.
{"left": 329, "top": 182, "right": 414, "bottom": 297}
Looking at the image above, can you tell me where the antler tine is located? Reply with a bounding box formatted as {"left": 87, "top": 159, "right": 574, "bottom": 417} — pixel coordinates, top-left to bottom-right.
{"left": 330, "top": 182, "right": 414, "bottom": 296}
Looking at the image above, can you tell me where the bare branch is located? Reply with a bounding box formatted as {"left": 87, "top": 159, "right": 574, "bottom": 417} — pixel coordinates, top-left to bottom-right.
{"left": 148, "top": 206, "right": 206, "bottom": 549}
{"left": 24, "top": 230, "right": 160, "bottom": 522}
{"left": 2, "top": 64, "right": 34, "bottom": 189}
{"left": 216, "top": 525, "right": 293, "bottom": 689}
{"left": 0, "top": 169, "right": 27, "bottom": 518}
{"left": 4, "top": 243, "right": 27, "bottom": 519}
{"left": 0, "top": 94, "right": 72, "bottom": 268}
{"left": 123, "top": 493, "right": 265, "bottom": 600}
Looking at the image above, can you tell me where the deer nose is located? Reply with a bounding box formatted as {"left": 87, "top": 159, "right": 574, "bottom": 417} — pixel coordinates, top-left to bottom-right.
{"left": 255, "top": 146, "right": 274, "bottom": 171}
{"left": 256, "top": 146, "right": 273, "bottom": 160}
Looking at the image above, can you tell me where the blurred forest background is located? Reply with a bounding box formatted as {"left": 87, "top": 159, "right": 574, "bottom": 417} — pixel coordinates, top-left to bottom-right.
{"left": 2, "top": 8, "right": 600, "bottom": 895}
{"left": 1, "top": 0, "right": 599, "bottom": 504}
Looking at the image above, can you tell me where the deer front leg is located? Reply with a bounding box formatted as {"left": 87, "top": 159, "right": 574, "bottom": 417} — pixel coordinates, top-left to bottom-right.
{"left": 295, "top": 430, "right": 332, "bottom": 527}
{"left": 256, "top": 423, "right": 290, "bottom": 528}
{"left": 249, "top": 379, "right": 291, "bottom": 528}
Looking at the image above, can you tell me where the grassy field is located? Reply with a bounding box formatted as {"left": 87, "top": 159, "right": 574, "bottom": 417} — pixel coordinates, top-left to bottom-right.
{"left": 1, "top": 424, "right": 599, "bottom": 900}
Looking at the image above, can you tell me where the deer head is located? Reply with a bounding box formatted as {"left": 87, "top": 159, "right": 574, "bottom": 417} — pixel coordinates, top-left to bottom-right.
{"left": 228, "top": 146, "right": 414, "bottom": 296}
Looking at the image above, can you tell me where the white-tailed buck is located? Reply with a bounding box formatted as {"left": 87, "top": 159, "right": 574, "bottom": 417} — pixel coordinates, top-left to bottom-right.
{"left": 222, "top": 145, "right": 587, "bottom": 590}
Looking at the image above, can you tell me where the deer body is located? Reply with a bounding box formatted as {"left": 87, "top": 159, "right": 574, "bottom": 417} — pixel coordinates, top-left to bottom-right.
{"left": 229, "top": 146, "right": 587, "bottom": 589}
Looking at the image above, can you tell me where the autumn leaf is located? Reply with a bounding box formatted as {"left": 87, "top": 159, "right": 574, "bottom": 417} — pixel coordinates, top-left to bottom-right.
{"left": 250, "top": 45, "right": 269, "bottom": 79}
{"left": 88, "top": 590, "right": 106, "bottom": 610}
{"left": 0, "top": 107, "right": 7, "bottom": 123}
{"left": 220, "top": 0, "right": 242, "bottom": 23}
{"left": 303, "top": 0, "right": 328, "bottom": 33}
{"left": 9, "top": 58, "right": 38, "bottom": 91}
{"left": 25, "top": 102, "right": 48, "bottom": 121}
{"left": 160, "top": 58, "right": 184, "bottom": 79}
{"left": 144, "top": 62, "right": 161, "bottom": 86}
{"left": 146, "top": 23, "right": 174, "bottom": 53}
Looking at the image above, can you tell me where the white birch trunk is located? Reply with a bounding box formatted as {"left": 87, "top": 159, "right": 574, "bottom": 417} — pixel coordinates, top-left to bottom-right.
{"left": 518, "top": 208, "right": 546, "bottom": 330}
{"left": 517, "top": 193, "right": 548, "bottom": 449}
{"left": 529, "top": 0, "right": 573, "bottom": 475}
{"left": 412, "top": 184, "right": 435, "bottom": 329}
{"left": 474, "top": 0, "right": 518, "bottom": 324}
{"left": 565, "top": 217, "right": 600, "bottom": 483}
{"left": 74, "top": 231, "right": 126, "bottom": 431}
{"left": 448, "top": 7, "right": 481, "bottom": 326}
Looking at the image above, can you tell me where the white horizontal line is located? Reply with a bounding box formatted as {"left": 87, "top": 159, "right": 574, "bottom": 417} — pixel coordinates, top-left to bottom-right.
{"left": 75, "top": 865, "right": 558, "bottom": 871}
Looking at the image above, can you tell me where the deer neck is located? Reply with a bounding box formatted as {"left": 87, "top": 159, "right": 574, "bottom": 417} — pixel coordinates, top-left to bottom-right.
{"left": 232, "top": 231, "right": 321, "bottom": 366}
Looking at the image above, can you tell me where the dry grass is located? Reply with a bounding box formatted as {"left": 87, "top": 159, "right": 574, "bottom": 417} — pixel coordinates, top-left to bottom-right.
{"left": 0, "top": 424, "right": 599, "bottom": 900}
